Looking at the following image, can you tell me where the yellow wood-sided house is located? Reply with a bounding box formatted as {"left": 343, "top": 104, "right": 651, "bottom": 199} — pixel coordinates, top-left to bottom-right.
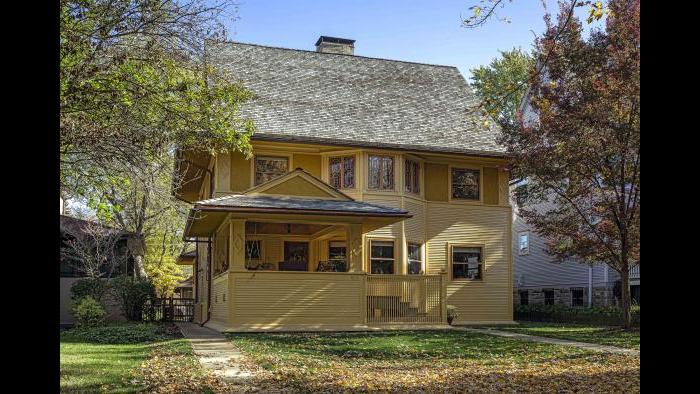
{"left": 174, "top": 37, "right": 514, "bottom": 331}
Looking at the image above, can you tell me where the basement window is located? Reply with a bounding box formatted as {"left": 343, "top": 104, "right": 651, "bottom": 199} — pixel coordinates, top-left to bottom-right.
{"left": 255, "top": 156, "right": 288, "bottom": 185}
{"left": 544, "top": 290, "right": 555, "bottom": 305}
{"left": 571, "top": 288, "right": 584, "bottom": 307}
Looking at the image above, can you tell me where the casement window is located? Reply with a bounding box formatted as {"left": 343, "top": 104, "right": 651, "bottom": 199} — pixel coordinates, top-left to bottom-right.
{"left": 519, "top": 290, "right": 529, "bottom": 305}
{"left": 518, "top": 232, "right": 530, "bottom": 255}
{"left": 329, "top": 156, "right": 355, "bottom": 189}
{"left": 515, "top": 183, "right": 528, "bottom": 207}
{"left": 451, "top": 246, "right": 483, "bottom": 280}
{"left": 544, "top": 290, "right": 555, "bottom": 305}
{"left": 368, "top": 155, "right": 394, "bottom": 190}
{"left": 245, "top": 240, "right": 262, "bottom": 261}
{"left": 254, "top": 156, "right": 288, "bottom": 185}
{"left": 370, "top": 240, "right": 395, "bottom": 274}
{"left": 404, "top": 160, "right": 420, "bottom": 194}
{"left": 407, "top": 243, "right": 423, "bottom": 275}
{"left": 451, "top": 168, "right": 480, "bottom": 200}
{"left": 571, "top": 288, "right": 584, "bottom": 307}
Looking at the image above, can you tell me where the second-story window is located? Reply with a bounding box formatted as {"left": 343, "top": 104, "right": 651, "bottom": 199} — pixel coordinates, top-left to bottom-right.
{"left": 518, "top": 232, "right": 530, "bottom": 255}
{"left": 451, "top": 168, "right": 480, "bottom": 200}
{"left": 368, "top": 155, "right": 394, "bottom": 190}
{"left": 404, "top": 160, "right": 420, "bottom": 194}
{"left": 329, "top": 156, "right": 355, "bottom": 189}
{"left": 255, "top": 156, "right": 288, "bottom": 185}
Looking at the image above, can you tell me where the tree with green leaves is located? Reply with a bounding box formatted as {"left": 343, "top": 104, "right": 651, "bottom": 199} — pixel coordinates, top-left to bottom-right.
{"left": 470, "top": 48, "right": 534, "bottom": 128}
{"left": 502, "top": 0, "right": 639, "bottom": 328}
{"left": 60, "top": 0, "right": 255, "bottom": 194}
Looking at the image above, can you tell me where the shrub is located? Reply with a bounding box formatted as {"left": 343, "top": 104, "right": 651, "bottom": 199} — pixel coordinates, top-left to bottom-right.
{"left": 110, "top": 276, "right": 156, "bottom": 321}
{"left": 70, "top": 278, "right": 108, "bottom": 303}
{"left": 514, "top": 304, "right": 640, "bottom": 327}
{"left": 61, "top": 322, "right": 178, "bottom": 344}
{"left": 447, "top": 305, "right": 458, "bottom": 325}
{"left": 73, "top": 296, "right": 106, "bottom": 327}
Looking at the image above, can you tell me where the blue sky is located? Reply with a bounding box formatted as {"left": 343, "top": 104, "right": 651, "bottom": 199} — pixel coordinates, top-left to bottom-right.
{"left": 225, "top": 0, "right": 601, "bottom": 81}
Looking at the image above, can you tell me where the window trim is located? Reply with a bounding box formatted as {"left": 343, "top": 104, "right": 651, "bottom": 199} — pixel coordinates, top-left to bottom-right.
{"left": 366, "top": 153, "right": 396, "bottom": 192}
{"left": 448, "top": 243, "right": 485, "bottom": 281}
{"left": 518, "top": 231, "right": 530, "bottom": 255}
{"left": 406, "top": 241, "right": 424, "bottom": 275}
{"left": 448, "top": 165, "right": 483, "bottom": 203}
{"left": 367, "top": 237, "right": 397, "bottom": 274}
{"left": 328, "top": 154, "right": 357, "bottom": 190}
{"left": 251, "top": 154, "right": 292, "bottom": 186}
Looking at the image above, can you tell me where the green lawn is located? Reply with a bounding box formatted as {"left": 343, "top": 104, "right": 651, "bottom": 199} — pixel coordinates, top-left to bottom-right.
{"left": 229, "top": 330, "right": 640, "bottom": 393}
{"left": 492, "top": 322, "right": 640, "bottom": 349}
{"left": 60, "top": 323, "right": 197, "bottom": 393}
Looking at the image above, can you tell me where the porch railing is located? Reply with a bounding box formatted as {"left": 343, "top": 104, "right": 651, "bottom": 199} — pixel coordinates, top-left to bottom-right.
{"left": 366, "top": 275, "right": 443, "bottom": 324}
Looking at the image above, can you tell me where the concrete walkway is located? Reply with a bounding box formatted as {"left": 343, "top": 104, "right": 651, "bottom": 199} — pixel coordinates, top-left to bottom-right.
{"left": 175, "top": 322, "right": 254, "bottom": 382}
{"left": 457, "top": 327, "right": 640, "bottom": 356}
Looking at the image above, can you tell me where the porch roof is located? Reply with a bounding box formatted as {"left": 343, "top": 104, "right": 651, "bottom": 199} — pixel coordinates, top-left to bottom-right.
{"left": 195, "top": 194, "right": 410, "bottom": 217}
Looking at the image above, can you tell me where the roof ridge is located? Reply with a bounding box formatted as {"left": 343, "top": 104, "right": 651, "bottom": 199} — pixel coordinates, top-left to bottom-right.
{"left": 207, "top": 40, "right": 459, "bottom": 70}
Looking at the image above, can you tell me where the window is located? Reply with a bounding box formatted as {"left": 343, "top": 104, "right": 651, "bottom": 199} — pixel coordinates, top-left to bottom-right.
{"left": 544, "top": 290, "right": 554, "bottom": 305}
{"left": 519, "top": 290, "right": 529, "bottom": 305}
{"left": 329, "top": 156, "right": 355, "bottom": 189}
{"left": 404, "top": 160, "right": 420, "bottom": 194}
{"left": 328, "top": 241, "right": 347, "bottom": 271}
{"left": 245, "top": 240, "right": 262, "bottom": 261}
{"left": 407, "top": 243, "right": 423, "bottom": 274}
{"left": 451, "top": 168, "right": 480, "bottom": 200}
{"left": 571, "top": 288, "right": 584, "bottom": 307}
{"left": 368, "top": 155, "right": 394, "bottom": 190}
{"left": 255, "top": 156, "right": 288, "bottom": 185}
{"left": 451, "top": 246, "right": 483, "bottom": 280}
{"left": 370, "top": 240, "right": 394, "bottom": 274}
{"left": 518, "top": 232, "right": 529, "bottom": 255}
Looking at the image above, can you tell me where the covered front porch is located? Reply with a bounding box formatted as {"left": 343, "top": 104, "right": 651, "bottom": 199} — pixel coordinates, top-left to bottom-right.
{"left": 184, "top": 169, "right": 448, "bottom": 331}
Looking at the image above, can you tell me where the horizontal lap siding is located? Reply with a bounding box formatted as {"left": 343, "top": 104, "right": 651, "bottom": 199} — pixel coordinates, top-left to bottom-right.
{"left": 403, "top": 198, "right": 426, "bottom": 243}
{"left": 363, "top": 195, "right": 402, "bottom": 238}
{"left": 231, "top": 272, "right": 364, "bottom": 327}
{"left": 427, "top": 203, "right": 512, "bottom": 322}
{"left": 211, "top": 275, "right": 229, "bottom": 325}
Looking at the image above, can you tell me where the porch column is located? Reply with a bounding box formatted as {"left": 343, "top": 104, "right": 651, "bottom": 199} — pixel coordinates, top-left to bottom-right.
{"left": 229, "top": 219, "right": 246, "bottom": 271}
{"left": 346, "top": 223, "right": 363, "bottom": 272}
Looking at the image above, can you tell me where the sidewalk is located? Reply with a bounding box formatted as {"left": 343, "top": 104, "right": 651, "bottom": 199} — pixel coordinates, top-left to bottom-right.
{"left": 457, "top": 327, "right": 640, "bottom": 356}
{"left": 175, "top": 322, "right": 254, "bottom": 382}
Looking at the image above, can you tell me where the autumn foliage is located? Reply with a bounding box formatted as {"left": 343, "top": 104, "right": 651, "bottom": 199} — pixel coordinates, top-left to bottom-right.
{"left": 502, "top": 0, "right": 640, "bottom": 327}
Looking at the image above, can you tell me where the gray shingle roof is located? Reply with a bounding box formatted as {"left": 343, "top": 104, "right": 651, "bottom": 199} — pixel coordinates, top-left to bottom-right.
{"left": 195, "top": 194, "right": 410, "bottom": 217}
{"left": 207, "top": 41, "right": 506, "bottom": 157}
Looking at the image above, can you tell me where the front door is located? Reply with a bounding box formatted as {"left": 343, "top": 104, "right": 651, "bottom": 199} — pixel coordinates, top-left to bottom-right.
{"left": 283, "top": 242, "right": 309, "bottom": 271}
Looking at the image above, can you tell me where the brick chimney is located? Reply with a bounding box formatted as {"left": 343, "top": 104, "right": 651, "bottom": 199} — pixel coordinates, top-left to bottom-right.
{"left": 315, "top": 36, "right": 355, "bottom": 55}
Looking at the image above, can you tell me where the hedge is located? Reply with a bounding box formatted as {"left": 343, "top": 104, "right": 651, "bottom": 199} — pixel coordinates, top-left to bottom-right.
{"left": 515, "top": 304, "right": 640, "bottom": 326}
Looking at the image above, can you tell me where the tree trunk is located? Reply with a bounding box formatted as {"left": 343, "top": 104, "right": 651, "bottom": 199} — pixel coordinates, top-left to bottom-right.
{"left": 620, "top": 261, "right": 632, "bottom": 329}
{"left": 133, "top": 254, "right": 147, "bottom": 279}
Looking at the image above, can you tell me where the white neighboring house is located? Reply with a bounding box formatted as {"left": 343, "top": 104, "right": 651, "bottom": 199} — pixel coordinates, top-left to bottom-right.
{"left": 510, "top": 183, "right": 639, "bottom": 307}
{"left": 511, "top": 78, "right": 640, "bottom": 307}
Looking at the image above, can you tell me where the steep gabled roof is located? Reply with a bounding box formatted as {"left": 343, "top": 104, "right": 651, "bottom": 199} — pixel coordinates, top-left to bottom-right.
{"left": 207, "top": 41, "right": 506, "bottom": 157}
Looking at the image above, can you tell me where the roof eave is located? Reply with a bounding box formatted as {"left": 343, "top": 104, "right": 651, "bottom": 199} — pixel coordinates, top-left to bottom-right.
{"left": 251, "top": 133, "right": 511, "bottom": 159}
{"left": 194, "top": 204, "right": 413, "bottom": 218}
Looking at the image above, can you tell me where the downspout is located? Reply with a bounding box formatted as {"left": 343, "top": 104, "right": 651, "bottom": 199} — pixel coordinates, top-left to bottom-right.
{"left": 200, "top": 236, "right": 213, "bottom": 327}
{"left": 588, "top": 267, "right": 592, "bottom": 307}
